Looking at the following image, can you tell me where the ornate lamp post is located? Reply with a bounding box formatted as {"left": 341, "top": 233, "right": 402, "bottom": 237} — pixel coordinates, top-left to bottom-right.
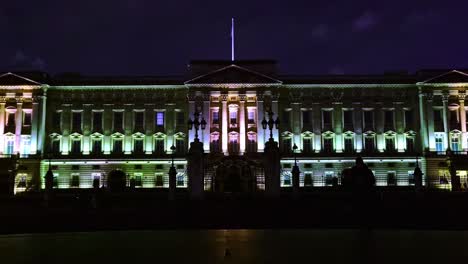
{"left": 262, "top": 111, "right": 280, "bottom": 142}
{"left": 168, "top": 144, "right": 177, "bottom": 200}
{"left": 187, "top": 111, "right": 207, "bottom": 142}
{"left": 291, "top": 143, "right": 300, "bottom": 198}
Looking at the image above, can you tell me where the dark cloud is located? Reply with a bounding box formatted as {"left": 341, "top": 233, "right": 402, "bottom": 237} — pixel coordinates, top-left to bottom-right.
{"left": 352, "top": 11, "right": 379, "bottom": 32}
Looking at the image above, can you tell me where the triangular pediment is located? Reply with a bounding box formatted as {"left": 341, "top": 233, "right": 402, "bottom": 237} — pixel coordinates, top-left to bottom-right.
{"left": 184, "top": 64, "right": 282, "bottom": 86}
{"left": 0, "top": 72, "right": 42, "bottom": 86}
{"left": 420, "top": 70, "right": 468, "bottom": 84}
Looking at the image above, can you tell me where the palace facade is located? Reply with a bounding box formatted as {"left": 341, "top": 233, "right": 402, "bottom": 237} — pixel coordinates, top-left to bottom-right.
{"left": 1, "top": 60, "right": 468, "bottom": 195}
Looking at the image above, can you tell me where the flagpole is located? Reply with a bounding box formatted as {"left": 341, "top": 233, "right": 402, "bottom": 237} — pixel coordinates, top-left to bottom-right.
{"left": 231, "top": 18, "right": 235, "bottom": 61}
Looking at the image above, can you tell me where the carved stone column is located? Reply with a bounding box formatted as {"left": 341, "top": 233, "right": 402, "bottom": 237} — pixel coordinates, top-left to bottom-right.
{"left": 442, "top": 92, "right": 449, "bottom": 151}
{"left": 459, "top": 92, "right": 467, "bottom": 150}
{"left": 239, "top": 94, "right": 246, "bottom": 153}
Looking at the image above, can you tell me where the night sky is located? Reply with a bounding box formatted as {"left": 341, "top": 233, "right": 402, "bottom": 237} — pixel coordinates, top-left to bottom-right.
{"left": 1, "top": 0, "right": 468, "bottom": 76}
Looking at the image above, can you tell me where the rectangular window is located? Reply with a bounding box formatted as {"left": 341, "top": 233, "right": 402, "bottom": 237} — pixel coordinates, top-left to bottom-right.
{"left": 5, "top": 137, "right": 14, "bottom": 155}
{"left": 71, "top": 140, "right": 81, "bottom": 154}
{"left": 155, "top": 138, "right": 164, "bottom": 154}
{"left": 384, "top": 110, "right": 394, "bottom": 130}
{"left": 325, "top": 171, "right": 334, "bottom": 186}
{"left": 155, "top": 173, "right": 164, "bottom": 187}
{"left": 176, "top": 138, "right": 185, "bottom": 154}
{"left": 211, "top": 139, "right": 220, "bottom": 153}
{"left": 92, "top": 112, "right": 103, "bottom": 131}
{"left": 52, "top": 140, "right": 60, "bottom": 154}
{"left": 365, "top": 136, "right": 375, "bottom": 152}
{"left": 6, "top": 112, "right": 15, "bottom": 127}
{"left": 113, "top": 139, "right": 123, "bottom": 153}
{"left": 133, "top": 173, "right": 143, "bottom": 187}
{"left": 304, "top": 173, "right": 313, "bottom": 187}
{"left": 343, "top": 110, "right": 353, "bottom": 129}
{"left": 302, "top": 111, "right": 310, "bottom": 125}
{"left": 435, "top": 135, "right": 444, "bottom": 152}
{"left": 21, "top": 137, "right": 31, "bottom": 156}
{"left": 408, "top": 171, "right": 415, "bottom": 185}
{"left": 282, "top": 137, "right": 292, "bottom": 153}
{"left": 451, "top": 135, "right": 460, "bottom": 152}
{"left": 406, "top": 137, "right": 414, "bottom": 152}
{"left": 176, "top": 112, "right": 185, "bottom": 125}
{"left": 323, "top": 138, "right": 333, "bottom": 153}
{"left": 155, "top": 112, "right": 164, "bottom": 127}
{"left": 92, "top": 139, "right": 102, "bottom": 154}
{"left": 72, "top": 112, "right": 82, "bottom": 132}
{"left": 70, "top": 173, "right": 80, "bottom": 188}
{"left": 363, "top": 110, "right": 374, "bottom": 130}
{"left": 53, "top": 111, "right": 61, "bottom": 131}
{"left": 134, "top": 111, "right": 144, "bottom": 131}
{"left": 247, "top": 139, "right": 257, "bottom": 152}
{"left": 387, "top": 171, "right": 396, "bottom": 186}
{"left": 113, "top": 111, "right": 124, "bottom": 131}
{"left": 230, "top": 110, "right": 237, "bottom": 125}
{"left": 322, "top": 110, "right": 332, "bottom": 129}
{"left": 385, "top": 137, "right": 395, "bottom": 152}
{"left": 212, "top": 111, "right": 219, "bottom": 124}
{"left": 282, "top": 111, "right": 290, "bottom": 127}
{"left": 303, "top": 137, "right": 312, "bottom": 153}
{"left": 248, "top": 110, "right": 255, "bottom": 124}
{"left": 434, "top": 109, "right": 443, "bottom": 131}
{"left": 134, "top": 139, "right": 144, "bottom": 153}
{"left": 23, "top": 111, "right": 32, "bottom": 126}
{"left": 404, "top": 110, "right": 413, "bottom": 128}
{"left": 344, "top": 137, "right": 354, "bottom": 153}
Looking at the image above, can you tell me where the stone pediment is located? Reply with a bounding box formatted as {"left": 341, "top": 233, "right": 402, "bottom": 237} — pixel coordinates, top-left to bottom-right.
{"left": 184, "top": 64, "right": 282, "bottom": 86}
{"left": 420, "top": 70, "right": 468, "bottom": 84}
{"left": 0, "top": 72, "right": 42, "bottom": 86}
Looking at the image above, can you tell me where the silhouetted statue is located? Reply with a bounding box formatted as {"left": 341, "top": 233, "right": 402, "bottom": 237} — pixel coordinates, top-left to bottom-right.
{"left": 350, "top": 156, "right": 375, "bottom": 192}
{"left": 107, "top": 170, "right": 127, "bottom": 192}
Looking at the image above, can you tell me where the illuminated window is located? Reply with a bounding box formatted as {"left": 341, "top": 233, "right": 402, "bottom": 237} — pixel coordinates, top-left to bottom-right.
{"left": 155, "top": 112, "right": 164, "bottom": 127}
{"left": 72, "top": 112, "right": 82, "bottom": 132}
{"left": 230, "top": 110, "right": 237, "bottom": 126}
{"left": 212, "top": 110, "right": 219, "bottom": 124}
{"left": 21, "top": 136, "right": 31, "bottom": 156}
{"left": 282, "top": 171, "right": 292, "bottom": 186}
{"left": 408, "top": 171, "right": 415, "bottom": 185}
{"left": 5, "top": 136, "right": 14, "bottom": 155}
{"left": 451, "top": 133, "right": 461, "bottom": 152}
{"left": 176, "top": 173, "right": 185, "bottom": 186}
{"left": 248, "top": 110, "right": 255, "bottom": 124}
{"left": 435, "top": 134, "right": 444, "bottom": 152}
{"left": 325, "top": 171, "right": 334, "bottom": 186}
{"left": 6, "top": 112, "right": 15, "bottom": 127}
{"left": 133, "top": 173, "right": 143, "bottom": 187}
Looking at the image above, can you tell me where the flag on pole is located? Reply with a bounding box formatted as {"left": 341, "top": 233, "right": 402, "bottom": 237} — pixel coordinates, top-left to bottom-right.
{"left": 231, "top": 18, "right": 235, "bottom": 61}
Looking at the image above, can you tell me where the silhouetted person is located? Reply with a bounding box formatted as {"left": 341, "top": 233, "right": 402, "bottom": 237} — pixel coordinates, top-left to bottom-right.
{"left": 350, "top": 156, "right": 376, "bottom": 226}
{"left": 351, "top": 156, "right": 375, "bottom": 192}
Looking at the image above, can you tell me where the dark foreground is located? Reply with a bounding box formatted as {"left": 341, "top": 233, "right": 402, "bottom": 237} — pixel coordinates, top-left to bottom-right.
{"left": 2, "top": 189, "right": 468, "bottom": 234}
{"left": 1, "top": 229, "right": 468, "bottom": 264}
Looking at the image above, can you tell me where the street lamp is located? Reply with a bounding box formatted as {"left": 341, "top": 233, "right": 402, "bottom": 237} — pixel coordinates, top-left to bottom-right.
{"left": 293, "top": 143, "right": 298, "bottom": 166}
{"left": 170, "top": 144, "right": 176, "bottom": 167}
{"left": 291, "top": 143, "right": 300, "bottom": 197}
{"left": 168, "top": 144, "right": 177, "bottom": 200}
{"left": 262, "top": 111, "right": 280, "bottom": 141}
{"left": 187, "top": 111, "right": 206, "bottom": 141}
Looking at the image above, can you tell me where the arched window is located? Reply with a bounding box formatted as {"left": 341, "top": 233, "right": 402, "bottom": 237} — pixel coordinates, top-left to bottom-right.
{"left": 229, "top": 132, "right": 239, "bottom": 153}
{"left": 247, "top": 132, "right": 257, "bottom": 153}
{"left": 210, "top": 132, "right": 220, "bottom": 153}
